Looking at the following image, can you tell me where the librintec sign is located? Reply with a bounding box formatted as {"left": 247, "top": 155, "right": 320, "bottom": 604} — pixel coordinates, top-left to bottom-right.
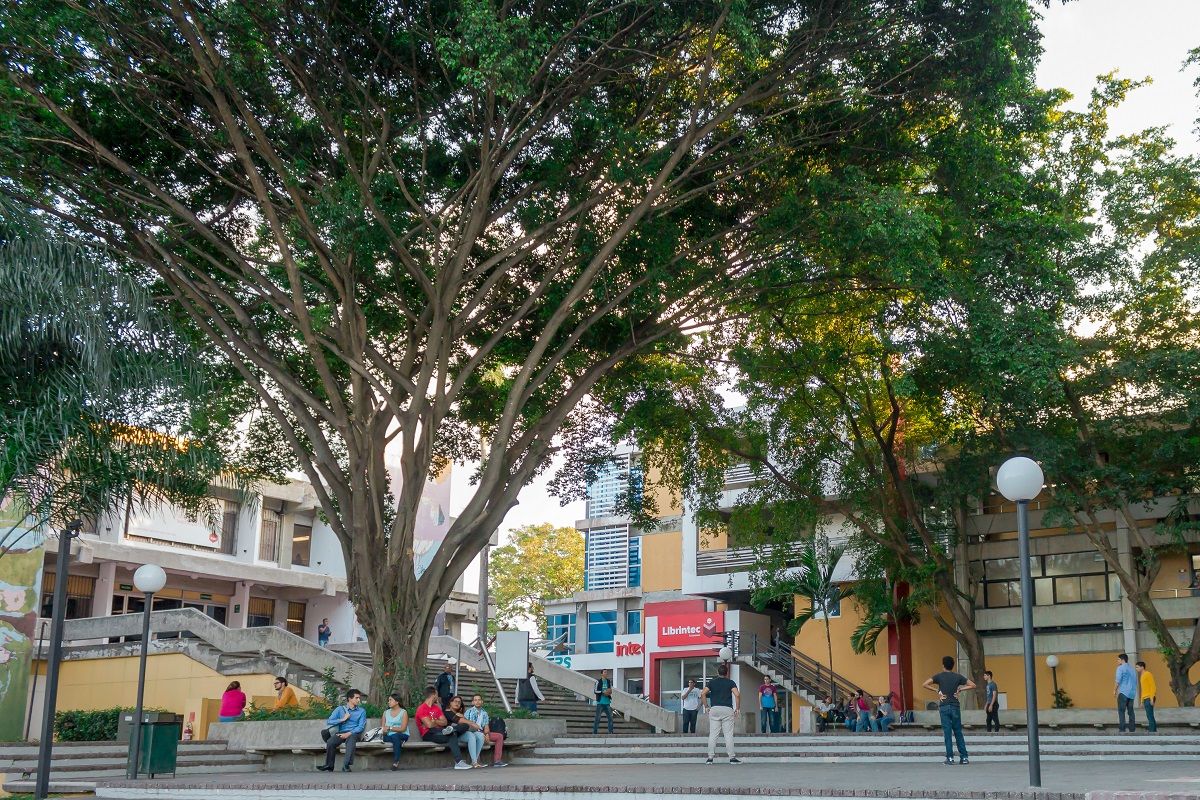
{"left": 657, "top": 611, "right": 725, "bottom": 647}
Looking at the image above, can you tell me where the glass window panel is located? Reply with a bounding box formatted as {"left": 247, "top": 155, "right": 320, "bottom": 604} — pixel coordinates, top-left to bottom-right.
{"left": 1034, "top": 577, "right": 1054, "bottom": 606}
{"left": 985, "top": 582, "right": 1010, "bottom": 608}
{"left": 1109, "top": 573, "right": 1122, "bottom": 601}
{"left": 587, "top": 610, "right": 617, "bottom": 653}
{"left": 1054, "top": 576, "right": 1082, "bottom": 603}
{"left": 986, "top": 558, "right": 1021, "bottom": 580}
{"left": 659, "top": 659, "right": 682, "bottom": 711}
{"left": 1080, "top": 574, "right": 1107, "bottom": 602}
{"left": 1006, "top": 580, "right": 1022, "bottom": 607}
{"left": 626, "top": 610, "right": 642, "bottom": 634}
{"left": 1044, "top": 552, "right": 1098, "bottom": 576}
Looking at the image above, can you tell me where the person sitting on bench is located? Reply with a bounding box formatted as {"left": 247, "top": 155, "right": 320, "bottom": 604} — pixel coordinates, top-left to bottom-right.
{"left": 415, "top": 685, "right": 472, "bottom": 770}
{"left": 317, "top": 688, "right": 366, "bottom": 772}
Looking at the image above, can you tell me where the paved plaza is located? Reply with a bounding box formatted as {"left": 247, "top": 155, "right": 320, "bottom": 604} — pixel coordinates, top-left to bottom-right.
{"left": 92, "top": 759, "right": 1200, "bottom": 800}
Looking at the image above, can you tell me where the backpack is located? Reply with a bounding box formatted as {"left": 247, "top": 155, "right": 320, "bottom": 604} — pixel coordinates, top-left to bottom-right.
{"left": 490, "top": 717, "right": 508, "bottom": 739}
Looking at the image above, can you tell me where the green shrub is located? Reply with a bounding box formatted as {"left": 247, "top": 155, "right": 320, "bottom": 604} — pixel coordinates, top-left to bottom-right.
{"left": 54, "top": 707, "right": 166, "bottom": 742}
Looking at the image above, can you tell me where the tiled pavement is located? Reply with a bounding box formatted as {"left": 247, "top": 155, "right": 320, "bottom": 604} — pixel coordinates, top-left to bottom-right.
{"left": 92, "top": 759, "right": 1200, "bottom": 800}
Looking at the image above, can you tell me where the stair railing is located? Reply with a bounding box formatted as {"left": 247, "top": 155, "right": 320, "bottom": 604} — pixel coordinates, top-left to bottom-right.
{"left": 748, "top": 633, "right": 866, "bottom": 703}
{"left": 471, "top": 634, "right": 514, "bottom": 714}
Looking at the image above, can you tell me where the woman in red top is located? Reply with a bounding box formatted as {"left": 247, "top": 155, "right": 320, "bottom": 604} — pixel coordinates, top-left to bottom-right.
{"left": 218, "top": 680, "right": 247, "bottom": 722}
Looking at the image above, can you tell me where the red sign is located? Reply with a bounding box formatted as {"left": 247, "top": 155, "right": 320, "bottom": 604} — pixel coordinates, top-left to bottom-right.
{"left": 657, "top": 611, "right": 725, "bottom": 647}
{"left": 616, "top": 641, "right": 643, "bottom": 657}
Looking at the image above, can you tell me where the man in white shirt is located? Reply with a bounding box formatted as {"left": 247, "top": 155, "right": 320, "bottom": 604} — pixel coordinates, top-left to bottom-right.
{"left": 680, "top": 679, "right": 701, "bottom": 733}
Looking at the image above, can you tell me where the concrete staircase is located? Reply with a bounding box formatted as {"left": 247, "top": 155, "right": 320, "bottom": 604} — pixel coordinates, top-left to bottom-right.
{"left": 0, "top": 740, "right": 265, "bottom": 794}
{"left": 519, "top": 732, "right": 1200, "bottom": 764}
{"left": 739, "top": 639, "right": 866, "bottom": 707}
{"left": 326, "top": 651, "right": 655, "bottom": 735}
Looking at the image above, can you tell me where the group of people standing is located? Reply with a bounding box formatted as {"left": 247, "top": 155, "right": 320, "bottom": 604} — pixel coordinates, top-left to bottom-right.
{"left": 315, "top": 662, "right": 510, "bottom": 773}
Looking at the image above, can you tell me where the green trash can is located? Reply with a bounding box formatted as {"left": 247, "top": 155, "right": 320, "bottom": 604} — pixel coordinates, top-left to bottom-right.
{"left": 124, "top": 711, "right": 181, "bottom": 778}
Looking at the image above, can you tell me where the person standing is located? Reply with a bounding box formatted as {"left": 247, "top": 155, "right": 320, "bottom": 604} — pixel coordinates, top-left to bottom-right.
{"left": 923, "top": 655, "right": 975, "bottom": 765}
{"left": 437, "top": 662, "right": 457, "bottom": 708}
{"left": 317, "top": 688, "right": 366, "bottom": 772}
{"left": 272, "top": 676, "right": 299, "bottom": 710}
{"left": 1115, "top": 653, "right": 1138, "bottom": 733}
{"left": 701, "top": 663, "right": 741, "bottom": 764}
{"left": 983, "top": 671, "right": 1000, "bottom": 732}
{"left": 317, "top": 618, "right": 332, "bottom": 647}
{"left": 758, "top": 679, "right": 778, "bottom": 733}
{"left": 593, "top": 668, "right": 615, "bottom": 734}
{"left": 680, "top": 679, "right": 701, "bottom": 734}
{"left": 381, "top": 693, "right": 409, "bottom": 770}
{"left": 516, "top": 662, "right": 545, "bottom": 714}
{"left": 1135, "top": 660, "right": 1157, "bottom": 733}
{"left": 852, "top": 689, "right": 872, "bottom": 734}
{"left": 414, "top": 686, "right": 472, "bottom": 770}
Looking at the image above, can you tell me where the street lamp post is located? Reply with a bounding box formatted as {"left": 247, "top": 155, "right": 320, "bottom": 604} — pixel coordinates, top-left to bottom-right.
{"left": 996, "top": 456, "right": 1045, "bottom": 788}
{"left": 126, "top": 564, "right": 167, "bottom": 780}
{"left": 34, "top": 519, "right": 83, "bottom": 800}
{"left": 1046, "top": 655, "right": 1060, "bottom": 700}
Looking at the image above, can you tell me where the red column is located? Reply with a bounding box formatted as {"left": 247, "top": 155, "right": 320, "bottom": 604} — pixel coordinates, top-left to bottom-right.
{"left": 887, "top": 583, "right": 914, "bottom": 711}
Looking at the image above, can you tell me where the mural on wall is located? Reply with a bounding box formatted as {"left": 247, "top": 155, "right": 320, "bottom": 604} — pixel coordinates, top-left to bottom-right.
{"left": 0, "top": 507, "right": 46, "bottom": 741}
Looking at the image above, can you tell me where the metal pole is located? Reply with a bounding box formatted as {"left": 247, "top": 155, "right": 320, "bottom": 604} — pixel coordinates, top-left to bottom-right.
{"left": 455, "top": 639, "right": 461, "bottom": 694}
{"left": 35, "top": 521, "right": 80, "bottom": 800}
{"left": 477, "top": 540, "right": 490, "bottom": 641}
{"left": 126, "top": 591, "right": 154, "bottom": 779}
{"left": 1016, "top": 499, "right": 1041, "bottom": 787}
{"left": 1051, "top": 666, "right": 1059, "bottom": 698}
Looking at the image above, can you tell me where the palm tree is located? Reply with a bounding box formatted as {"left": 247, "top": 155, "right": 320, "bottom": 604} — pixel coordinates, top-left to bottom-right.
{"left": 753, "top": 535, "right": 853, "bottom": 701}
{"left": 0, "top": 199, "right": 231, "bottom": 551}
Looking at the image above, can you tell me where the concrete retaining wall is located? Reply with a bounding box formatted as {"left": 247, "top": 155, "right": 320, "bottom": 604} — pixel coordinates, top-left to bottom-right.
{"left": 913, "top": 706, "right": 1200, "bottom": 728}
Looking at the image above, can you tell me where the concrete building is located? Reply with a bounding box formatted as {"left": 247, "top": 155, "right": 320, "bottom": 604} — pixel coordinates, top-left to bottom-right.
{"left": 42, "top": 469, "right": 484, "bottom": 646}
{"left": 544, "top": 449, "right": 1200, "bottom": 724}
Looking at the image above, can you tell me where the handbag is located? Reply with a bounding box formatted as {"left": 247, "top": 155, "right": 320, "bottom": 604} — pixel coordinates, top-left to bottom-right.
{"left": 361, "top": 726, "right": 382, "bottom": 743}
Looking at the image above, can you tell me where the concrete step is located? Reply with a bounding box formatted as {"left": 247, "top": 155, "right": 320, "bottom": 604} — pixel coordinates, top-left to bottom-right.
{"left": 6, "top": 753, "right": 264, "bottom": 772}
{"left": 516, "top": 752, "right": 1194, "bottom": 765}
{"left": 5, "top": 761, "right": 266, "bottom": 793}
{"left": 0, "top": 741, "right": 246, "bottom": 761}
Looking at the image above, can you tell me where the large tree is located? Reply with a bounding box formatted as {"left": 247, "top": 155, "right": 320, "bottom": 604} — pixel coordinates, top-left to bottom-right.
{"left": 0, "top": 0, "right": 1041, "bottom": 697}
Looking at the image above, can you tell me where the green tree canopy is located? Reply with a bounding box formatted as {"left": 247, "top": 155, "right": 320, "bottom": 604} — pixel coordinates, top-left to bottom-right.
{"left": 488, "top": 523, "right": 584, "bottom": 634}
{"left": 0, "top": 0, "right": 1046, "bottom": 696}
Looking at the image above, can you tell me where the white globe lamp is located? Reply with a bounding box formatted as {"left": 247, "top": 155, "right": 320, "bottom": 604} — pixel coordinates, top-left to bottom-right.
{"left": 1045, "top": 655, "right": 1059, "bottom": 669}
{"left": 718, "top": 646, "right": 733, "bottom": 662}
{"left": 996, "top": 457, "right": 1044, "bottom": 502}
{"left": 133, "top": 563, "right": 167, "bottom": 594}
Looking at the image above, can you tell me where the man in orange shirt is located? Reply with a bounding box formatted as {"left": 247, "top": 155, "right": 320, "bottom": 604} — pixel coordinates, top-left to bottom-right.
{"left": 273, "top": 676, "right": 299, "bottom": 710}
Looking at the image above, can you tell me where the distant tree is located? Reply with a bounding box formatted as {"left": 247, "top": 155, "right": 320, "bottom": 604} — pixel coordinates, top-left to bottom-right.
{"left": 489, "top": 524, "right": 584, "bottom": 634}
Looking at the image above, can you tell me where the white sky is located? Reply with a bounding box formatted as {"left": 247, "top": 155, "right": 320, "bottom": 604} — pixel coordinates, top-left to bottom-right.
{"left": 451, "top": 2, "right": 1200, "bottom": 544}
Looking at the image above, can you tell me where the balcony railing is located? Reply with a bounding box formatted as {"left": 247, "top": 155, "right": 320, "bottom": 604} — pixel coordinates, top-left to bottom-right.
{"left": 695, "top": 542, "right": 806, "bottom": 575}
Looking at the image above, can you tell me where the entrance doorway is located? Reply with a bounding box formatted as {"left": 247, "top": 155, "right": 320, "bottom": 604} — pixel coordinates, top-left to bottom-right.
{"left": 657, "top": 655, "right": 722, "bottom": 712}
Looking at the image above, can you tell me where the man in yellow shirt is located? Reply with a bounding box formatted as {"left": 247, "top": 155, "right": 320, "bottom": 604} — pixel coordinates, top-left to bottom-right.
{"left": 273, "top": 676, "right": 300, "bottom": 710}
{"left": 1135, "top": 661, "right": 1157, "bottom": 733}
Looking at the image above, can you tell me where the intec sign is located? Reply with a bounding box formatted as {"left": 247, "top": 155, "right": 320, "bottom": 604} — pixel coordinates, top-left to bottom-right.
{"left": 657, "top": 611, "right": 725, "bottom": 647}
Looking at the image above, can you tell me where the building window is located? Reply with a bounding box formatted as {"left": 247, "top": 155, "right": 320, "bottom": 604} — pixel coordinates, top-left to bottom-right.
{"left": 40, "top": 573, "right": 95, "bottom": 620}
{"left": 585, "top": 525, "right": 630, "bottom": 590}
{"left": 626, "top": 609, "right": 642, "bottom": 635}
{"left": 627, "top": 536, "right": 642, "bottom": 588}
{"left": 286, "top": 601, "right": 306, "bottom": 636}
{"left": 247, "top": 596, "right": 275, "bottom": 627}
{"left": 291, "top": 522, "right": 313, "bottom": 567}
{"left": 812, "top": 589, "right": 842, "bottom": 619}
{"left": 979, "top": 552, "right": 1113, "bottom": 608}
{"left": 258, "top": 509, "right": 280, "bottom": 563}
{"left": 219, "top": 499, "right": 239, "bottom": 555}
{"left": 587, "top": 610, "right": 618, "bottom": 653}
{"left": 546, "top": 613, "right": 577, "bottom": 652}
{"left": 585, "top": 455, "right": 643, "bottom": 519}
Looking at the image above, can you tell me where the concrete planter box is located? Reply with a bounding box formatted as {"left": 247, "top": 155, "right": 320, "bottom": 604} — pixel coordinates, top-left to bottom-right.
{"left": 504, "top": 717, "right": 565, "bottom": 744}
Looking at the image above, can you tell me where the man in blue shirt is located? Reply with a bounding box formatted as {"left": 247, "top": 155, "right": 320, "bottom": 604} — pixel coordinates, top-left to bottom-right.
{"left": 318, "top": 688, "right": 367, "bottom": 772}
{"left": 1114, "top": 653, "right": 1138, "bottom": 733}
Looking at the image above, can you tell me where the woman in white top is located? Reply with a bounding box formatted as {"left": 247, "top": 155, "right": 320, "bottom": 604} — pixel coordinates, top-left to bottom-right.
{"left": 382, "top": 693, "right": 409, "bottom": 770}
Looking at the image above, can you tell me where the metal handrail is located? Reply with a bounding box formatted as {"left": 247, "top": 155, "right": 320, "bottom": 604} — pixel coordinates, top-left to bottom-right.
{"left": 749, "top": 633, "right": 866, "bottom": 702}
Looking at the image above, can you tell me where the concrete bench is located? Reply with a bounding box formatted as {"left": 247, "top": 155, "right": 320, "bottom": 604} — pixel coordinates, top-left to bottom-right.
{"left": 246, "top": 738, "right": 534, "bottom": 771}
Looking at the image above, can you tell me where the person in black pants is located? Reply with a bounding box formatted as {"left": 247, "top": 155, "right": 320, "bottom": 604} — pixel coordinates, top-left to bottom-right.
{"left": 680, "top": 679, "right": 701, "bottom": 733}
{"left": 983, "top": 671, "right": 1000, "bottom": 732}
{"left": 593, "top": 668, "right": 614, "bottom": 734}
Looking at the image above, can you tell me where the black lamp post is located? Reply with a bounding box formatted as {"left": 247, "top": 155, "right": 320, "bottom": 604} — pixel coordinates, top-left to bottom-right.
{"left": 126, "top": 563, "right": 167, "bottom": 779}
{"left": 34, "top": 519, "right": 83, "bottom": 800}
{"left": 996, "top": 456, "right": 1046, "bottom": 789}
